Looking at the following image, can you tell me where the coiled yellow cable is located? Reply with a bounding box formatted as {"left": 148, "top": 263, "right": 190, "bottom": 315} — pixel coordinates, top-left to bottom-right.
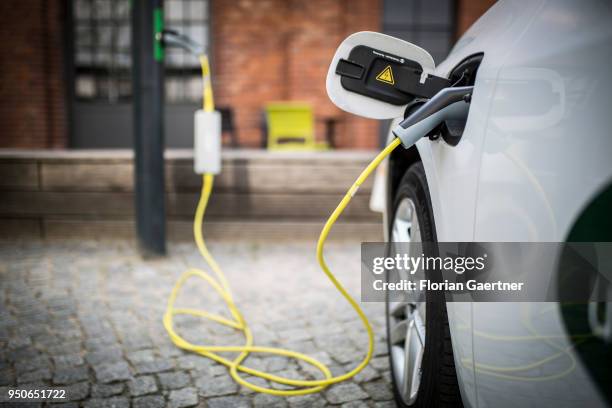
{"left": 163, "top": 54, "right": 402, "bottom": 395}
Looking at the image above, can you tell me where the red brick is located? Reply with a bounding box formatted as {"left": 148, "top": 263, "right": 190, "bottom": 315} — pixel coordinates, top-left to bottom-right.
{"left": 0, "top": 0, "right": 67, "bottom": 149}
{"left": 212, "top": 0, "right": 382, "bottom": 149}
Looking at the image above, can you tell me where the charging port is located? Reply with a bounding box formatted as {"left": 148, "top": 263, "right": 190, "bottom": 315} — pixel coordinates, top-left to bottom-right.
{"left": 438, "top": 53, "right": 483, "bottom": 146}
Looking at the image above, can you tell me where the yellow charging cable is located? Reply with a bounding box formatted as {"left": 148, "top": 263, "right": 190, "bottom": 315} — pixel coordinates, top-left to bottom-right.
{"left": 199, "top": 55, "right": 214, "bottom": 113}
{"left": 163, "top": 54, "right": 403, "bottom": 395}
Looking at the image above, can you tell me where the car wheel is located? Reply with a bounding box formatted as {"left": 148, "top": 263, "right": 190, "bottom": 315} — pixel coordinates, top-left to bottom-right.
{"left": 386, "top": 162, "right": 463, "bottom": 407}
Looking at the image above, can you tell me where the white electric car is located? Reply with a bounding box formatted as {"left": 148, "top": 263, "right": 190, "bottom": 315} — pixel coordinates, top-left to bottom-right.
{"left": 328, "top": 1, "right": 612, "bottom": 407}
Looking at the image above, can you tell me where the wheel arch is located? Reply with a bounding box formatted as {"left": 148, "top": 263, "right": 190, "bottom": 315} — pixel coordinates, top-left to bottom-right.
{"left": 385, "top": 145, "right": 422, "bottom": 241}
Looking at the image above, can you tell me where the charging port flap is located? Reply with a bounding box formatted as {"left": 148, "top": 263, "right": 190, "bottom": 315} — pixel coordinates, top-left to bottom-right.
{"left": 326, "top": 32, "right": 444, "bottom": 119}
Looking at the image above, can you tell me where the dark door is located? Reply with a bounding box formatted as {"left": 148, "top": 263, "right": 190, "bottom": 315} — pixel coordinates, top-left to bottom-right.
{"left": 383, "top": 0, "right": 457, "bottom": 64}
{"left": 68, "top": 0, "right": 210, "bottom": 148}
{"left": 379, "top": 0, "right": 457, "bottom": 145}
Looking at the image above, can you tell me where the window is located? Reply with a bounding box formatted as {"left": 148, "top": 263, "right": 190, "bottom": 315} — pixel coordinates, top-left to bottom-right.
{"left": 72, "top": 0, "right": 210, "bottom": 103}
{"left": 383, "top": 0, "right": 456, "bottom": 64}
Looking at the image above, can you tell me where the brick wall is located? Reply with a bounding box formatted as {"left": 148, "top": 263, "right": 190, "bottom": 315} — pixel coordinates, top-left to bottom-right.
{"left": 0, "top": 0, "right": 494, "bottom": 150}
{"left": 0, "top": 1, "right": 67, "bottom": 149}
{"left": 211, "top": 0, "right": 382, "bottom": 149}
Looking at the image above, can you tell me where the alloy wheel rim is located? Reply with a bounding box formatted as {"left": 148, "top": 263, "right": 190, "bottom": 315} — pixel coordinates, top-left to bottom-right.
{"left": 389, "top": 197, "right": 426, "bottom": 405}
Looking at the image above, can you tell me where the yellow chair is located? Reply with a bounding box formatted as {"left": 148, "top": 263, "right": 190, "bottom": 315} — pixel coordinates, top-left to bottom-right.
{"left": 265, "top": 102, "right": 328, "bottom": 151}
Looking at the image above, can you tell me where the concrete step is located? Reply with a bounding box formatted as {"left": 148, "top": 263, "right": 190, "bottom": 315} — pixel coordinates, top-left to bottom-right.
{"left": 0, "top": 149, "right": 383, "bottom": 241}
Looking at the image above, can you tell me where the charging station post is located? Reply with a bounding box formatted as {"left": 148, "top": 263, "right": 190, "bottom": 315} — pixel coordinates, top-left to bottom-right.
{"left": 132, "top": 0, "right": 166, "bottom": 256}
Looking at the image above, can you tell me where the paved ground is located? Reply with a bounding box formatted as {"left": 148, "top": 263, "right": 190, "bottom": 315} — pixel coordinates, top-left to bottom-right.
{"left": 0, "top": 240, "right": 396, "bottom": 407}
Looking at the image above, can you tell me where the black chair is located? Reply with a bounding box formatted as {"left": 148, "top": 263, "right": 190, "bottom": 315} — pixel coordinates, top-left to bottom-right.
{"left": 217, "top": 106, "right": 239, "bottom": 148}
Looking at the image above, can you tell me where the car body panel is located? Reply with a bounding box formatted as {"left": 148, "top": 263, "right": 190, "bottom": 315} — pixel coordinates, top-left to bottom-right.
{"left": 471, "top": 0, "right": 612, "bottom": 406}
{"left": 411, "top": 2, "right": 547, "bottom": 406}
{"left": 382, "top": 0, "right": 612, "bottom": 406}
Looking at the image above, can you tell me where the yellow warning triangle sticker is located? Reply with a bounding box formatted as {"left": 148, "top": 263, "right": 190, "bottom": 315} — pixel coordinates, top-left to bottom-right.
{"left": 376, "top": 65, "right": 395, "bottom": 85}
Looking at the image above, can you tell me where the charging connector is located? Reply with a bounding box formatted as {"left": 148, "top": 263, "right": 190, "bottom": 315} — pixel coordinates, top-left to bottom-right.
{"left": 160, "top": 30, "right": 221, "bottom": 175}
{"left": 392, "top": 86, "right": 473, "bottom": 148}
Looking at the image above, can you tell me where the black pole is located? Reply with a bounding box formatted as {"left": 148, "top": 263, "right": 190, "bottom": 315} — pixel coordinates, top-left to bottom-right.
{"left": 132, "top": 0, "right": 166, "bottom": 256}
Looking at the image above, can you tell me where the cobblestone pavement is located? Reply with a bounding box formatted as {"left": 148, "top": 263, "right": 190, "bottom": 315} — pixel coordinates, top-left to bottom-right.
{"left": 0, "top": 240, "right": 395, "bottom": 407}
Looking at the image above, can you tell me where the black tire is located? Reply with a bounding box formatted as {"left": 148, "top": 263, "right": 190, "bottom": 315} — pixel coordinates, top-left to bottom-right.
{"left": 386, "top": 162, "right": 463, "bottom": 408}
